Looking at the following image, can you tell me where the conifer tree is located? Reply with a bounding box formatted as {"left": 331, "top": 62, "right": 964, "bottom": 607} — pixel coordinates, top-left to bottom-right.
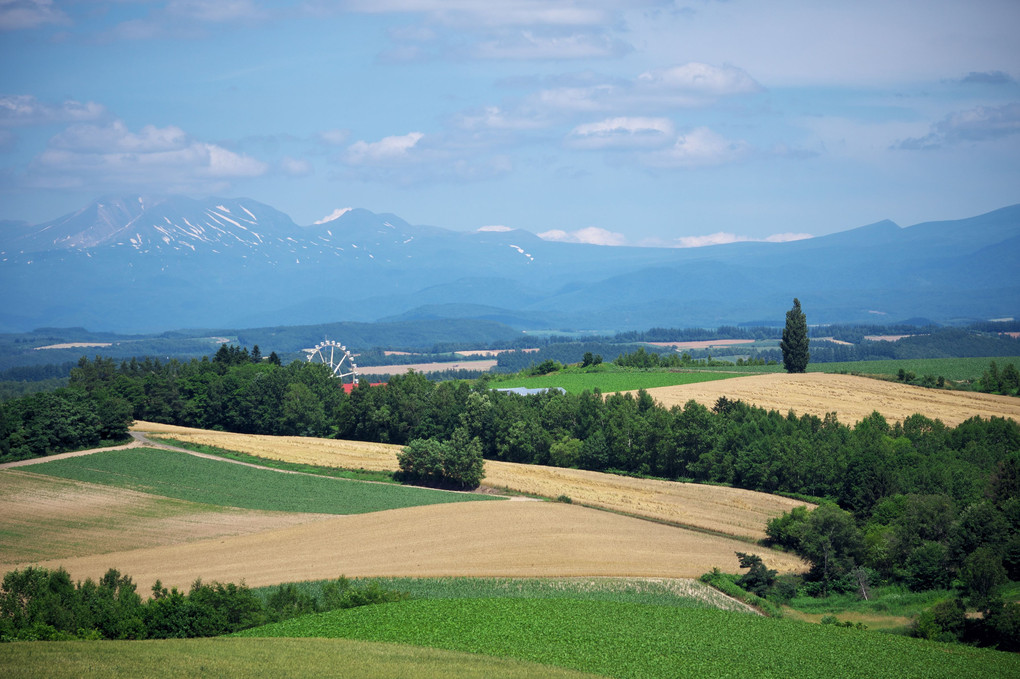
{"left": 781, "top": 298, "right": 810, "bottom": 373}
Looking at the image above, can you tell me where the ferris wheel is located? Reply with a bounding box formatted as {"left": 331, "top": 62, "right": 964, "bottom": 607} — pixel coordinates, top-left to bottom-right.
{"left": 307, "top": 339, "right": 359, "bottom": 383}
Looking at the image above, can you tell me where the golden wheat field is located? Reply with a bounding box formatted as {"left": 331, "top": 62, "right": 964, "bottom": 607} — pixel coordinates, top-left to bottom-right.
{"left": 15, "top": 501, "right": 806, "bottom": 592}
{"left": 628, "top": 372, "right": 1020, "bottom": 427}
{"left": 133, "top": 422, "right": 806, "bottom": 540}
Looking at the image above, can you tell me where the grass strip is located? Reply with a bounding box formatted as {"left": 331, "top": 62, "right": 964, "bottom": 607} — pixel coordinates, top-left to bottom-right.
{"left": 28, "top": 447, "right": 501, "bottom": 515}
{"left": 251, "top": 577, "right": 755, "bottom": 614}
{"left": 149, "top": 437, "right": 398, "bottom": 484}
{"left": 0, "top": 637, "right": 606, "bottom": 679}
{"left": 235, "top": 599, "right": 1019, "bottom": 679}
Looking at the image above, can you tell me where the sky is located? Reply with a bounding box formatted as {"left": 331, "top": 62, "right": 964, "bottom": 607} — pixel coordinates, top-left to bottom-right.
{"left": 1, "top": 0, "right": 1019, "bottom": 247}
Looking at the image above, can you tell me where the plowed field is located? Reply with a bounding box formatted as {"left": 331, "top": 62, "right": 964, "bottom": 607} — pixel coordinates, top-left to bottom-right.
{"left": 133, "top": 423, "right": 806, "bottom": 540}
{"left": 628, "top": 372, "right": 1020, "bottom": 426}
{"left": 17, "top": 501, "right": 806, "bottom": 592}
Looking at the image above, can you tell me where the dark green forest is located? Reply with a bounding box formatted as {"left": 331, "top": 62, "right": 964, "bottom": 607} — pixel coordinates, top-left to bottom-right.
{"left": 0, "top": 566, "right": 405, "bottom": 642}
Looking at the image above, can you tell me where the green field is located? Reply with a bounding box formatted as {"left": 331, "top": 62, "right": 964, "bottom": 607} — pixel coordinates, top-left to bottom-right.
{"left": 0, "top": 637, "right": 605, "bottom": 679}
{"left": 491, "top": 356, "right": 1020, "bottom": 394}
{"left": 235, "top": 599, "right": 1019, "bottom": 678}
{"left": 809, "top": 356, "right": 1020, "bottom": 382}
{"left": 492, "top": 368, "right": 742, "bottom": 394}
{"left": 28, "top": 448, "right": 500, "bottom": 514}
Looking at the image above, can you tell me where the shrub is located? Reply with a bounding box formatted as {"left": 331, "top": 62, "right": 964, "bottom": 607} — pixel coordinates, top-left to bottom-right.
{"left": 398, "top": 428, "right": 484, "bottom": 489}
{"left": 734, "top": 552, "right": 777, "bottom": 597}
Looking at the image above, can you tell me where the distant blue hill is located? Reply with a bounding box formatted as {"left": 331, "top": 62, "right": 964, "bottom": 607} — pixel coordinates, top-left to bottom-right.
{"left": 0, "top": 196, "right": 1017, "bottom": 333}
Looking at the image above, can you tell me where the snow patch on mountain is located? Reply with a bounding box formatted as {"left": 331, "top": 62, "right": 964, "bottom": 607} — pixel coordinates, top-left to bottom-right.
{"left": 315, "top": 207, "right": 352, "bottom": 224}
{"left": 509, "top": 244, "right": 534, "bottom": 261}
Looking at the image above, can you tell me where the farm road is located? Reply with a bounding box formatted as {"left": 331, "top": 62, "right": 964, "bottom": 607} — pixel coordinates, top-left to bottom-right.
{"left": 0, "top": 432, "right": 513, "bottom": 499}
{"left": 0, "top": 431, "right": 272, "bottom": 471}
{"left": 0, "top": 431, "right": 403, "bottom": 476}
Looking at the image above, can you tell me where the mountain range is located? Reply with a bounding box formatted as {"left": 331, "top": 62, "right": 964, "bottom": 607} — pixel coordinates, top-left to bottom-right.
{"left": 1, "top": 195, "right": 1018, "bottom": 333}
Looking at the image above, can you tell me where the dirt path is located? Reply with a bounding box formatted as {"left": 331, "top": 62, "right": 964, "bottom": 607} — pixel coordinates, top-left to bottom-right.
{"left": 0, "top": 439, "right": 143, "bottom": 469}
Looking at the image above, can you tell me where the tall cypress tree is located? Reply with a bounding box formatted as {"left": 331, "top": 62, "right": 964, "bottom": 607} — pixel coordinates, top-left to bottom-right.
{"left": 781, "top": 298, "right": 810, "bottom": 373}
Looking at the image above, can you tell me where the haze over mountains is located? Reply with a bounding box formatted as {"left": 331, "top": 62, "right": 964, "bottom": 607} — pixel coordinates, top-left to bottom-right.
{"left": 1, "top": 196, "right": 1017, "bottom": 334}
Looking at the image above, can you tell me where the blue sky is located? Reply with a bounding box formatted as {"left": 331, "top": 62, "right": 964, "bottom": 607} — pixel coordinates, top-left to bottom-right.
{"left": 1, "top": 1, "right": 1018, "bottom": 246}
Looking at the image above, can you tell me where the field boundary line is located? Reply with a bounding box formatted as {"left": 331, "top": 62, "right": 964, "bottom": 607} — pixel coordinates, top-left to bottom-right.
{"left": 0, "top": 439, "right": 143, "bottom": 469}
{"left": 2, "top": 430, "right": 514, "bottom": 500}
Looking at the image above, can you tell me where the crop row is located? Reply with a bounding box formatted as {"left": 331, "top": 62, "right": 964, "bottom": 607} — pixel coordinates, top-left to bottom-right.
{"left": 235, "top": 598, "right": 1019, "bottom": 678}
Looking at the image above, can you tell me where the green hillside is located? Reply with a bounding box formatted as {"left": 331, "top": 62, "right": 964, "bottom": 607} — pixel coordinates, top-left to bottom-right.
{"left": 235, "top": 598, "right": 1019, "bottom": 679}
{"left": 29, "top": 448, "right": 499, "bottom": 514}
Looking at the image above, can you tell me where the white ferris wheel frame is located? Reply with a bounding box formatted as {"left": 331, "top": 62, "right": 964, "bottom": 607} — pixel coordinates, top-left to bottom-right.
{"left": 307, "top": 339, "right": 359, "bottom": 382}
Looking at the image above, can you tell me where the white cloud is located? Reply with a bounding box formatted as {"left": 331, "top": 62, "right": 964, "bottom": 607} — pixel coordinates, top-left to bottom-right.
{"left": 26, "top": 119, "right": 267, "bottom": 190}
{"left": 538, "top": 226, "right": 627, "bottom": 246}
{"left": 539, "top": 227, "right": 814, "bottom": 249}
{"left": 472, "top": 30, "right": 629, "bottom": 60}
{"left": 0, "top": 0, "right": 68, "bottom": 31}
{"left": 165, "top": 0, "right": 267, "bottom": 23}
{"left": 333, "top": 0, "right": 659, "bottom": 61}
{"left": 335, "top": 130, "right": 512, "bottom": 185}
{"left": 0, "top": 95, "right": 106, "bottom": 126}
{"left": 897, "top": 103, "right": 1020, "bottom": 150}
{"left": 102, "top": 0, "right": 269, "bottom": 40}
{"left": 567, "top": 116, "right": 674, "bottom": 149}
{"left": 636, "top": 63, "right": 762, "bottom": 98}
{"left": 477, "top": 224, "right": 513, "bottom": 232}
{"left": 345, "top": 132, "right": 424, "bottom": 165}
{"left": 317, "top": 129, "right": 350, "bottom": 146}
{"left": 633, "top": 1, "right": 1020, "bottom": 88}
{"left": 49, "top": 120, "right": 188, "bottom": 153}
{"left": 314, "top": 207, "right": 352, "bottom": 224}
{"left": 280, "top": 156, "right": 312, "bottom": 176}
{"left": 535, "top": 85, "right": 614, "bottom": 113}
{"left": 644, "top": 127, "right": 750, "bottom": 168}
{"left": 455, "top": 106, "right": 546, "bottom": 131}
{"left": 672, "top": 232, "right": 813, "bottom": 248}
{"left": 764, "top": 232, "right": 813, "bottom": 243}
{"left": 337, "top": 1, "right": 617, "bottom": 28}
{"left": 533, "top": 63, "right": 762, "bottom": 116}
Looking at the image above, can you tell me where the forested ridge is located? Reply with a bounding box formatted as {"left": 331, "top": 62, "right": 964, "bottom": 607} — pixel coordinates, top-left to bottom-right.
{"left": 2, "top": 346, "right": 1018, "bottom": 648}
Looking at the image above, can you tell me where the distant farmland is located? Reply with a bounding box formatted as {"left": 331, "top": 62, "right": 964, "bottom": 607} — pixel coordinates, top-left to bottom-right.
{"left": 629, "top": 372, "right": 1020, "bottom": 426}
{"left": 492, "top": 369, "right": 739, "bottom": 394}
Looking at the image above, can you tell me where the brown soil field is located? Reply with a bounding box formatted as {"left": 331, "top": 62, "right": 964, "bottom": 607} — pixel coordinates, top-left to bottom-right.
{"left": 627, "top": 372, "right": 1020, "bottom": 427}
{"left": 14, "top": 501, "right": 806, "bottom": 592}
{"left": 134, "top": 423, "right": 807, "bottom": 540}
{"left": 357, "top": 359, "right": 497, "bottom": 375}
{"left": 0, "top": 470, "right": 333, "bottom": 568}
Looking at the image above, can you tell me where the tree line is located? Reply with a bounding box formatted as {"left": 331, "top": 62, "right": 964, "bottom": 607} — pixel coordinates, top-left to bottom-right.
{"left": 0, "top": 566, "right": 404, "bottom": 642}
{"left": 4, "top": 348, "right": 1018, "bottom": 605}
